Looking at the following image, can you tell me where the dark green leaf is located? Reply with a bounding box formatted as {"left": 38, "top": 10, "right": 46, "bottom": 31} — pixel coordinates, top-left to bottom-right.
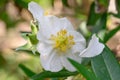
{"left": 62, "top": 0, "right": 69, "bottom": 7}
{"left": 115, "top": 0, "right": 120, "bottom": 14}
{"left": 14, "top": 0, "right": 28, "bottom": 8}
{"left": 19, "top": 64, "right": 36, "bottom": 77}
{"left": 92, "top": 12, "right": 107, "bottom": 33}
{"left": 95, "top": 0, "right": 109, "bottom": 11}
{"left": 91, "top": 46, "right": 120, "bottom": 80}
{"left": 104, "top": 26, "right": 120, "bottom": 43}
{"left": 68, "top": 58, "right": 99, "bottom": 80}
{"left": 31, "top": 70, "right": 78, "bottom": 80}
{"left": 87, "top": 2, "right": 101, "bottom": 26}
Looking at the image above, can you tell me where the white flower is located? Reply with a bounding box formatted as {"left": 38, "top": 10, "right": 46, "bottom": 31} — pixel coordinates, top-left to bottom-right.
{"left": 28, "top": 1, "right": 105, "bottom": 72}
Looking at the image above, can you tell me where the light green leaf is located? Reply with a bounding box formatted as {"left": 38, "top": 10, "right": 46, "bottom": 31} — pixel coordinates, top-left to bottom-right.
{"left": 91, "top": 46, "right": 120, "bottom": 80}
{"left": 68, "top": 58, "right": 99, "bottom": 80}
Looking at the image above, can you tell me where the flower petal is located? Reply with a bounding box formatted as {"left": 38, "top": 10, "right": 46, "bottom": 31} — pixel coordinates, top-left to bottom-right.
{"left": 37, "top": 42, "right": 53, "bottom": 56}
{"left": 61, "top": 53, "right": 82, "bottom": 72}
{"left": 38, "top": 16, "right": 62, "bottom": 38}
{"left": 69, "top": 31, "right": 86, "bottom": 53}
{"left": 79, "top": 34, "right": 105, "bottom": 57}
{"left": 40, "top": 51, "right": 63, "bottom": 72}
{"left": 59, "top": 18, "right": 74, "bottom": 31}
{"left": 28, "top": 1, "right": 44, "bottom": 20}
{"left": 38, "top": 16, "right": 77, "bottom": 39}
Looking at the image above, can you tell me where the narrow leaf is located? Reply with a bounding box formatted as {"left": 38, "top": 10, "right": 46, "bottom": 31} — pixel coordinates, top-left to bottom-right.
{"left": 19, "top": 64, "right": 36, "bottom": 77}
{"left": 104, "top": 26, "right": 120, "bottom": 43}
{"left": 91, "top": 46, "right": 120, "bottom": 80}
{"left": 87, "top": 2, "right": 101, "bottom": 26}
{"left": 92, "top": 12, "right": 107, "bottom": 33}
{"left": 31, "top": 70, "right": 78, "bottom": 80}
{"left": 68, "top": 58, "right": 99, "bottom": 80}
{"left": 115, "top": 0, "right": 120, "bottom": 14}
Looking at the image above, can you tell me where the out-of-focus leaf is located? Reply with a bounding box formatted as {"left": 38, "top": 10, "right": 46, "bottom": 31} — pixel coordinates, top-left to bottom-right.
{"left": 0, "top": 12, "right": 20, "bottom": 28}
{"left": 0, "top": 54, "right": 6, "bottom": 67}
{"left": 95, "top": 0, "right": 109, "bottom": 13}
{"left": 31, "top": 70, "right": 78, "bottom": 80}
{"left": 97, "top": 30, "right": 106, "bottom": 41}
{"left": 19, "top": 64, "right": 36, "bottom": 77}
{"left": 91, "top": 46, "right": 120, "bottom": 80}
{"left": 51, "top": 0, "right": 55, "bottom": 6}
{"left": 62, "top": 0, "right": 69, "bottom": 7}
{"left": 79, "top": 21, "right": 91, "bottom": 39}
{"left": 92, "top": 12, "right": 107, "bottom": 33}
{"left": 14, "top": 0, "right": 28, "bottom": 8}
{"left": 115, "top": 0, "right": 120, "bottom": 14}
{"left": 0, "top": 0, "right": 7, "bottom": 11}
{"left": 68, "top": 58, "right": 99, "bottom": 80}
{"left": 96, "top": 0, "right": 109, "bottom": 7}
{"left": 87, "top": 2, "right": 101, "bottom": 26}
{"left": 104, "top": 26, "right": 120, "bottom": 43}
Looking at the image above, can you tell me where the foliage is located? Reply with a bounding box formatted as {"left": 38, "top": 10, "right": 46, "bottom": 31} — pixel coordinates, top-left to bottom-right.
{"left": 0, "top": 0, "right": 120, "bottom": 80}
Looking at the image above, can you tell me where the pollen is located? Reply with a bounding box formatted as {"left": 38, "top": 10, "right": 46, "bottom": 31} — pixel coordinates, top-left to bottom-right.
{"left": 50, "top": 29, "right": 75, "bottom": 52}
{"left": 44, "top": 11, "right": 49, "bottom": 16}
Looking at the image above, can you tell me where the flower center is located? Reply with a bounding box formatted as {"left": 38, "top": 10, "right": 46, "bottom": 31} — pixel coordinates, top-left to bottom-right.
{"left": 50, "top": 29, "right": 75, "bottom": 52}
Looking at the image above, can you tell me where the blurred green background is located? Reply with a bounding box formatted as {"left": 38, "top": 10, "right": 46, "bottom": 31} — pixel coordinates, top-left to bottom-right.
{"left": 0, "top": 0, "right": 120, "bottom": 80}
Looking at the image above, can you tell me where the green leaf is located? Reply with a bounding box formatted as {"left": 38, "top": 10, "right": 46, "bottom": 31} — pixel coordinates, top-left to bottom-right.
{"left": 62, "top": 0, "right": 69, "bottom": 7}
{"left": 68, "top": 58, "right": 99, "bottom": 80}
{"left": 30, "top": 21, "right": 38, "bottom": 35}
{"left": 31, "top": 70, "right": 78, "bottom": 80}
{"left": 95, "top": 0, "right": 109, "bottom": 10}
{"left": 19, "top": 64, "right": 36, "bottom": 77}
{"left": 115, "top": 0, "right": 120, "bottom": 14}
{"left": 87, "top": 2, "right": 101, "bottom": 26}
{"left": 92, "top": 12, "right": 107, "bottom": 33}
{"left": 91, "top": 46, "right": 120, "bottom": 80}
{"left": 14, "top": 0, "right": 28, "bottom": 8}
{"left": 28, "top": 34, "right": 38, "bottom": 45}
{"left": 104, "top": 26, "right": 120, "bottom": 43}
{"left": 16, "top": 35, "right": 32, "bottom": 51}
{"left": 51, "top": 0, "right": 55, "bottom": 6}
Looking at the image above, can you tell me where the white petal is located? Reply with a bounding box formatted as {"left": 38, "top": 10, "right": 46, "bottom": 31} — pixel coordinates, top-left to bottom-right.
{"left": 38, "top": 16, "right": 62, "bottom": 38}
{"left": 70, "top": 31, "right": 86, "bottom": 53}
{"left": 37, "top": 30, "right": 46, "bottom": 41}
{"left": 40, "top": 51, "right": 63, "bottom": 72}
{"left": 28, "top": 1, "right": 44, "bottom": 20}
{"left": 61, "top": 53, "right": 82, "bottom": 72}
{"left": 38, "top": 16, "right": 76, "bottom": 39}
{"left": 37, "top": 42, "right": 53, "bottom": 56}
{"left": 79, "top": 34, "right": 105, "bottom": 57}
{"left": 59, "top": 18, "right": 74, "bottom": 31}
{"left": 72, "top": 42, "right": 85, "bottom": 54}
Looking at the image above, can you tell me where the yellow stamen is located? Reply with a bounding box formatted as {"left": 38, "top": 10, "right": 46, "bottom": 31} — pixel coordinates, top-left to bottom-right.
{"left": 50, "top": 29, "right": 75, "bottom": 52}
{"left": 44, "top": 11, "right": 49, "bottom": 16}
